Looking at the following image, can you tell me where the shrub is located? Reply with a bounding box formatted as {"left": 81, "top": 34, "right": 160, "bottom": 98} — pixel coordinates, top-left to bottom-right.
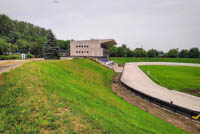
{"left": 0, "top": 55, "right": 21, "bottom": 60}
{"left": 26, "top": 53, "right": 34, "bottom": 59}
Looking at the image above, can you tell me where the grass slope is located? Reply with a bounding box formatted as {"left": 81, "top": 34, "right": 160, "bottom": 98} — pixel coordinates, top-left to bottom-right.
{"left": 140, "top": 65, "right": 200, "bottom": 97}
{"left": 109, "top": 57, "right": 200, "bottom": 66}
{"left": 0, "top": 59, "right": 187, "bottom": 134}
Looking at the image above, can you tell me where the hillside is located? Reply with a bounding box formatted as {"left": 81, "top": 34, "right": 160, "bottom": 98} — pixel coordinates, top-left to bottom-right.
{"left": 0, "top": 59, "right": 187, "bottom": 133}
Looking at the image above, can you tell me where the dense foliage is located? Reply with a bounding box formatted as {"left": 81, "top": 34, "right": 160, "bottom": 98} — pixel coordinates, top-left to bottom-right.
{"left": 179, "top": 49, "right": 189, "bottom": 58}
{"left": 0, "top": 14, "right": 70, "bottom": 58}
{"left": 109, "top": 45, "right": 200, "bottom": 58}
{"left": 0, "top": 14, "right": 49, "bottom": 57}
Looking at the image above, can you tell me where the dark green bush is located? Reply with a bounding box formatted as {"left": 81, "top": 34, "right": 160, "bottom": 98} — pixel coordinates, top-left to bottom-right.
{"left": 26, "top": 53, "right": 34, "bottom": 59}
{"left": 0, "top": 55, "right": 21, "bottom": 60}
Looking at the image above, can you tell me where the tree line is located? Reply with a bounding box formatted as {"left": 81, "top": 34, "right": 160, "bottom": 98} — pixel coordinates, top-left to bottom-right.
{"left": 0, "top": 14, "right": 69, "bottom": 57}
{"left": 109, "top": 45, "right": 200, "bottom": 58}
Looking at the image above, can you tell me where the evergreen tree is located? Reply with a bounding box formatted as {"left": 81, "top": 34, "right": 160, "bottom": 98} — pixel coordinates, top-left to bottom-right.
{"left": 189, "top": 48, "right": 199, "bottom": 58}
{"left": 179, "top": 49, "right": 189, "bottom": 58}
{"left": 43, "top": 31, "right": 60, "bottom": 59}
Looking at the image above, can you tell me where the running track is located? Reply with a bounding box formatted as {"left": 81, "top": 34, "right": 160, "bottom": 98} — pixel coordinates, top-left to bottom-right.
{"left": 121, "top": 62, "right": 200, "bottom": 112}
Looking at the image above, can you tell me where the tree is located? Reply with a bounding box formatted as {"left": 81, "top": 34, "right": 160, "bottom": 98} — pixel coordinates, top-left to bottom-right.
{"left": 10, "top": 44, "right": 18, "bottom": 54}
{"left": 167, "top": 49, "right": 179, "bottom": 58}
{"left": 30, "top": 37, "right": 46, "bottom": 57}
{"left": 108, "top": 46, "right": 118, "bottom": 57}
{"left": 179, "top": 49, "right": 189, "bottom": 58}
{"left": 0, "top": 14, "right": 14, "bottom": 36}
{"left": 189, "top": 48, "right": 199, "bottom": 58}
{"left": 0, "top": 38, "right": 9, "bottom": 55}
{"left": 0, "top": 14, "right": 50, "bottom": 56}
{"left": 132, "top": 48, "right": 147, "bottom": 57}
{"left": 127, "top": 49, "right": 133, "bottom": 57}
{"left": 43, "top": 31, "right": 60, "bottom": 59}
{"left": 8, "top": 31, "right": 21, "bottom": 44}
{"left": 147, "top": 49, "right": 159, "bottom": 57}
{"left": 56, "top": 40, "right": 70, "bottom": 50}
{"left": 15, "top": 39, "right": 29, "bottom": 53}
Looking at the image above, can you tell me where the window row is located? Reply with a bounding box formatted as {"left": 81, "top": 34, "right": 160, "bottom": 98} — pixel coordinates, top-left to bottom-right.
{"left": 76, "top": 45, "right": 89, "bottom": 48}
{"left": 76, "top": 51, "right": 89, "bottom": 53}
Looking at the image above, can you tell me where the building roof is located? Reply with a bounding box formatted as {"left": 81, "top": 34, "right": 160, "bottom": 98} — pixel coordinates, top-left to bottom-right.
{"left": 71, "top": 39, "right": 117, "bottom": 47}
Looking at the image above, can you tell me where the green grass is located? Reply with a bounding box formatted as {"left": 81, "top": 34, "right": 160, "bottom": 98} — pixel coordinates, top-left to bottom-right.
{"left": 0, "top": 59, "right": 188, "bottom": 133}
{"left": 139, "top": 65, "right": 200, "bottom": 97}
{"left": 109, "top": 57, "right": 200, "bottom": 66}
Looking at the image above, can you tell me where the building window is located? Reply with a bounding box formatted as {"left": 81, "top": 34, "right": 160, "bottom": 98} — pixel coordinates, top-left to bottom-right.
{"left": 87, "top": 51, "right": 89, "bottom": 53}
{"left": 76, "top": 51, "right": 78, "bottom": 53}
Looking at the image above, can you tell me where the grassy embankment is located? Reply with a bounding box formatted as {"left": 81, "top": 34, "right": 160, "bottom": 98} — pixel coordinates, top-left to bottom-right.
{"left": 140, "top": 65, "right": 200, "bottom": 97}
{"left": 0, "top": 59, "right": 188, "bottom": 133}
{"left": 109, "top": 57, "right": 200, "bottom": 66}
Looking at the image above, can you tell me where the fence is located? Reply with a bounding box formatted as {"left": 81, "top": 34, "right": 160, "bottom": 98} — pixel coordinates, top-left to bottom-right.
{"left": 120, "top": 81, "right": 200, "bottom": 121}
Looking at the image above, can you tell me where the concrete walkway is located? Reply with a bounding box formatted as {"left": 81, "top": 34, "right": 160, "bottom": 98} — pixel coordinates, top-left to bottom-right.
{"left": 121, "top": 62, "right": 200, "bottom": 112}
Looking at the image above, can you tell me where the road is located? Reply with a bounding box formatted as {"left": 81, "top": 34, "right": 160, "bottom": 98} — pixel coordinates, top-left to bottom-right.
{"left": 121, "top": 62, "right": 200, "bottom": 112}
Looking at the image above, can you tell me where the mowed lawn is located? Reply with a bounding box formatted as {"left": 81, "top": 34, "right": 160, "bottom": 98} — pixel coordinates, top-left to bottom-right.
{"left": 139, "top": 65, "right": 200, "bottom": 97}
{"left": 0, "top": 59, "right": 187, "bottom": 134}
{"left": 109, "top": 57, "right": 200, "bottom": 66}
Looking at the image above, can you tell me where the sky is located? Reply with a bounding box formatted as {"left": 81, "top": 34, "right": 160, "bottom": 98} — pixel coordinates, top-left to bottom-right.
{"left": 0, "top": 0, "right": 200, "bottom": 52}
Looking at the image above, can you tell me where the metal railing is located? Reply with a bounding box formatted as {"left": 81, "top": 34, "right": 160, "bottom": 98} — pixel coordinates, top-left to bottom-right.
{"left": 120, "top": 80, "right": 200, "bottom": 121}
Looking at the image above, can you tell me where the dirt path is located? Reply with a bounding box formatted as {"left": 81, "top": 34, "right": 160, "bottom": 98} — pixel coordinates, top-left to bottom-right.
{"left": 0, "top": 59, "right": 43, "bottom": 74}
{"left": 112, "top": 73, "right": 200, "bottom": 134}
{"left": 121, "top": 62, "right": 200, "bottom": 112}
{"left": 0, "top": 59, "right": 43, "bottom": 85}
{"left": 0, "top": 60, "right": 25, "bottom": 73}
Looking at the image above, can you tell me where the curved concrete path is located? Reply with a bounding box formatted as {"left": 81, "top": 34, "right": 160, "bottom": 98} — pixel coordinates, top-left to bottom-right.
{"left": 121, "top": 62, "right": 200, "bottom": 112}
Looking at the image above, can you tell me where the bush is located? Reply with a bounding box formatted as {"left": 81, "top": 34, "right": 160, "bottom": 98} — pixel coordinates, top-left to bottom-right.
{"left": 0, "top": 55, "right": 21, "bottom": 60}
{"left": 26, "top": 53, "right": 34, "bottom": 59}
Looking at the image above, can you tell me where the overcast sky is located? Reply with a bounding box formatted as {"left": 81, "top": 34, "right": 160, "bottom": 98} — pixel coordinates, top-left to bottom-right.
{"left": 0, "top": 0, "right": 200, "bottom": 52}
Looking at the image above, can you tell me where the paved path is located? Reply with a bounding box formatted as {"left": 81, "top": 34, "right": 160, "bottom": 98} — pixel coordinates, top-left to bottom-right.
{"left": 121, "top": 62, "right": 200, "bottom": 112}
{"left": 0, "top": 59, "right": 43, "bottom": 74}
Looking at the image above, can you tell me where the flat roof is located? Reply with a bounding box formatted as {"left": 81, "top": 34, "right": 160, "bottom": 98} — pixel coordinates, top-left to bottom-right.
{"left": 71, "top": 39, "right": 117, "bottom": 47}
